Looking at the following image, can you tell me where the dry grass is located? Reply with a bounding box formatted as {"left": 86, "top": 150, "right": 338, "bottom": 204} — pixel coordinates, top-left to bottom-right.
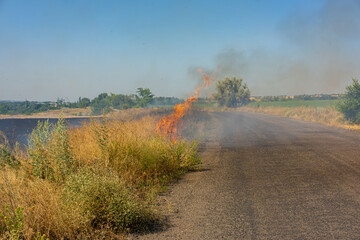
{"left": 239, "top": 106, "right": 360, "bottom": 130}
{"left": 70, "top": 115, "right": 199, "bottom": 188}
{"left": 0, "top": 113, "right": 201, "bottom": 239}
{"left": 0, "top": 107, "right": 92, "bottom": 119}
{"left": 0, "top": 106, "right": 167, "bottom": 120}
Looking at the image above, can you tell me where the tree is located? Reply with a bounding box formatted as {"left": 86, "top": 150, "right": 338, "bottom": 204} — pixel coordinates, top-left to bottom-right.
{"left": 135, "top": 88, "right": 154, "bottom": 107}
{"left": 213, "top": 77, "right": 250, "bottom": 107}
{"left": 338, "top": 78, "right": 360, "bottom": 123}
{"left": 78, "top": 97, "right": 91, "bottom": 108}
{"left": 92, "top": 93, "right": 109, "bottom": 103}
{"left": 109, "top": 93, "right": 136, "bottom": 109}
{"left": 91, "top": 93, "right": 110, "bottom": 115}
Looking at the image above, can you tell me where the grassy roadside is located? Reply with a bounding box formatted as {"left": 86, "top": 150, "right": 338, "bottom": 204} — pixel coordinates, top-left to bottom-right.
{"left": 193, "top": 98, "right": 360, "bottom": 130}
{"left": 0, "top": 113, "right": 201, "bottom": 239}
{"left": 191, "top": 98, "right": 360, "bottom": 130}
{"left": 239, "top": 105, "right": 360, "bottom": 130}
{"left": 247, "top": 99, "right": 340, "bottom": 108}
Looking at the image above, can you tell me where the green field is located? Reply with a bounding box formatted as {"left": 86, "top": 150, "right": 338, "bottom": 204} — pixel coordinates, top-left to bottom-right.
{"left": 193, "top": 102, "right": 218, "bottom": 108}
{"left": 247, "top": 99, "right": 341, "bottom": 108}
{"left": 161, "top": 99, "right": 341, "bottom": 109}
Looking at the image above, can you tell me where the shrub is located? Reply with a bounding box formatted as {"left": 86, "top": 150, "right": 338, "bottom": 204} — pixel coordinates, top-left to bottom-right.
{"left": 50, "top": 118, "right": 74, "bottom": 180}
{"left": 27, "top": 120, "right": 53, "bottom": 179}
{"left": 0, "top": 132, "right": 18, "bottom": 167}
{"left": 214, "top": 77, "right": 250, "bottom": 107}
{"left": 61, "top": 170, "right": 155, "bottom": 232}
{"left": 27, "top": 118, "right": 74, "bottom": 182}
{"left": 338, "top": 78, "right": 360, "bottom": 123}
{"left": 70, "top": 115, "right": 201, "bottom": 188}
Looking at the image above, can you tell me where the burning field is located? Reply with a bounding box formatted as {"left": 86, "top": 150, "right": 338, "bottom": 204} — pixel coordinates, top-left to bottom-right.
{"left": 157, "top": 68, "right": 215, "bottom": 140}
{"left": 0, "top": 70, "right": 215, "bottom": 239}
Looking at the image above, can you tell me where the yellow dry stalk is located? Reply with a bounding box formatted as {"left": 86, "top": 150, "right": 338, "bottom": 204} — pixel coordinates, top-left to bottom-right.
{"left": 239, "top": 106, "right": 360, "bottom": 130}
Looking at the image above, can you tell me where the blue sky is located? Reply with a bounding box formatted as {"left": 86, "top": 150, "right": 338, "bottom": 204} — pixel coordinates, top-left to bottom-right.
{"left": 1, "top": 0, "right": 358, "bottom": 101}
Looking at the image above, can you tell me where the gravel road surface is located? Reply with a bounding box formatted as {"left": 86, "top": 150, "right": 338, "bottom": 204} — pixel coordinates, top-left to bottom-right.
{"left": 135, "top": 111, "right": 360, "bottom": 239}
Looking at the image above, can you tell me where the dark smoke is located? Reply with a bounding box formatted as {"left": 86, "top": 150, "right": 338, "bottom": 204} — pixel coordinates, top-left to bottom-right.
{"left": 197, "top": 0, "right": 360, "bottom": 96}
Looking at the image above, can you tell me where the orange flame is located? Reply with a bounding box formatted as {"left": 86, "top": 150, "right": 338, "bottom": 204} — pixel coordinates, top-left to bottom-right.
{"left": 157, "top": 68, "right": 215, "bottom": 140}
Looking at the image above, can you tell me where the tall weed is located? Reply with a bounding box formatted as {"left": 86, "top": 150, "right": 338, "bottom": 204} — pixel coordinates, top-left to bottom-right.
{"left": 27, "top": 120, "right": 53, "bottom": 180}
{"left": 62, "top": 170, "right": 155, "bottom": 233}
{"left": 27, "top": 118, "right": 74, "bottom": 182}
{"left": 0, "top": 132, "right": 19, "bottom": 167}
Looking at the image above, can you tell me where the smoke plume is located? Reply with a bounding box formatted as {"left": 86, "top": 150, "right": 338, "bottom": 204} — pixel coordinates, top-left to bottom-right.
{"left": 195, "top": 0, "right": 360, "bottom": 96}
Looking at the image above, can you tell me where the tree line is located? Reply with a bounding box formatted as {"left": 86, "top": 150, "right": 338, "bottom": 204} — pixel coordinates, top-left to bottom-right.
{"left": 0, "top": 77, "right": 254, "bottom": 115}
{"left": 0, "top": 101, "right": 56, "bottom": 115}
{"left": 0, "top": 88, "right": 182, "bottom": 115}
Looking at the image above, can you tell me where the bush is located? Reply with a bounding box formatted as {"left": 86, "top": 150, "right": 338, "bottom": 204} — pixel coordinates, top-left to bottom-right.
{"left": 338, "top": 78, "right": 360, "bottom": 123}
{"left": 0, "top": 132, "right": 18, "bottom": 167}
{"left": 61, "top": 170, "right": 155, "bottom": 232}
{"left": 214, "top": 77, "right": 250, "bottom": 107}
{"left": 27, "top": 118, "right": 74, "bottom": 182}
{"left": 70, "top": 115, "right": 201, "bottom": 188}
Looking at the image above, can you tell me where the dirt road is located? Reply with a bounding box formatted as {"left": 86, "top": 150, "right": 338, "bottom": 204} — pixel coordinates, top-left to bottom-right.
{"left": 135, "top": 111, "right": 360, "bottom": 239}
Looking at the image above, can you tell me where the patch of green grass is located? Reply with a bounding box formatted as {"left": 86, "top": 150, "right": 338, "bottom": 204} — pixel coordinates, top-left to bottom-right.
{"left": 247, "top": 99, "right": 340, "bottom": 108}
{"left": 193, "top": 102, "right": 217, "bottom": 108}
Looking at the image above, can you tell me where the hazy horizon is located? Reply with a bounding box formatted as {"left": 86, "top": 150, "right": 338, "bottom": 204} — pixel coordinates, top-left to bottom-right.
{"left": 1, "top": 0, "right": 359, "bottom": 101}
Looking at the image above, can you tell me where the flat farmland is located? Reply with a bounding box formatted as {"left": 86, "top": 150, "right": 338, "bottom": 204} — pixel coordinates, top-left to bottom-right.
{"left": 247, "top": 99, "right": 340, "bottom": 108}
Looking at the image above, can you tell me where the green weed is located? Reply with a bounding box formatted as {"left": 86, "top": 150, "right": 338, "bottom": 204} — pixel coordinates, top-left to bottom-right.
{"left": 62, "top": 170, "right": 156, "bottom": 232}
{"left": 26, "top": 118, "right": 74, "bottom": 183}
{"left": 1, "top": 206, "right": 23, "bottom": 240}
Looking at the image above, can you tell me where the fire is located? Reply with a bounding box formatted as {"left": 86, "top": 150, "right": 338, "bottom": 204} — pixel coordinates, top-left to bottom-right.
{"left": 157, "top": 68, "right": 215, "bottom": 140}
